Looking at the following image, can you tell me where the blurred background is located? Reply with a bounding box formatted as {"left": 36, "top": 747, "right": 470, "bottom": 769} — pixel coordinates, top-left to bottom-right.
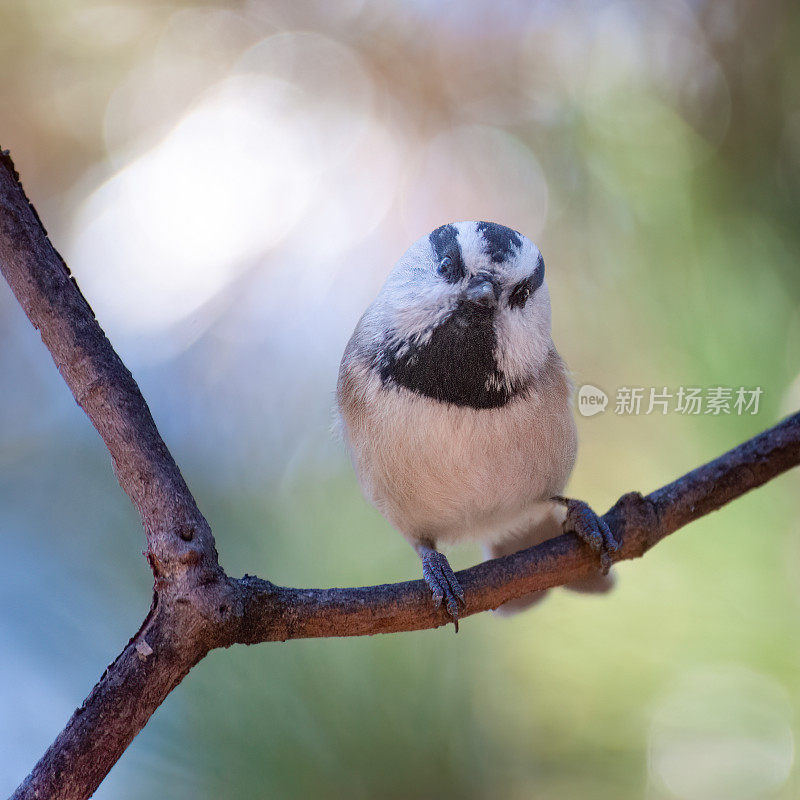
{"left": 1, "top": 0, "right": 799, "bottom": 797}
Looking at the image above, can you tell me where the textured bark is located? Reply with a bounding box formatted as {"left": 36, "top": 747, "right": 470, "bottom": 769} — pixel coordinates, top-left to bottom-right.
{"left": 2, "top": 147, "right": 799, "bottom": 800}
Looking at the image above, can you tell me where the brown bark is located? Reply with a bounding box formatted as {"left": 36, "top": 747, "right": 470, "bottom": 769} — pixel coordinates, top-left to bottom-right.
{"left": 2, "top": 148, "right": 798, "bottom": 800}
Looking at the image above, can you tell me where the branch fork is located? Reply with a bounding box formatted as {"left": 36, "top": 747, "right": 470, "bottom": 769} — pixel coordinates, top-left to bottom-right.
{"left": 1, "top": 148, "right": 798, "bottom": 800}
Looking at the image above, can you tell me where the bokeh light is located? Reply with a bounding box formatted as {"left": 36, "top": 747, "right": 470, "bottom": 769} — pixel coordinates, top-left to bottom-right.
{"left": 1, "top": 1, "right": 799, "bottom": 798}
{"left": 649, "top": 667, "right": 795, "bottom": 799}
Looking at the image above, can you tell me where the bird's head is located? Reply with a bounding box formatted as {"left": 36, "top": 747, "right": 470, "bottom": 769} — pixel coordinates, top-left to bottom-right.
{"left": 364, "top": 221, "right": 554, "bottom": 409}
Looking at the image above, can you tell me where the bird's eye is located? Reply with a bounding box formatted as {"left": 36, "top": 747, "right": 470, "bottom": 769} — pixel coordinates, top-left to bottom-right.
{"left": 437, "top": 254, "right": 463, "bottom": 282}
{"left": 509, "top": 280, "right": 533, "bottom": 309}
{"left": 509, "top": 259, "right": 544, "bottom": 309}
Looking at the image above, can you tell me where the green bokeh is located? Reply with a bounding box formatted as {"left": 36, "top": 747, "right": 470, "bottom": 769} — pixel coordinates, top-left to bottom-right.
{"left": 1, "top": 2, "right": 799, "bottom": 798}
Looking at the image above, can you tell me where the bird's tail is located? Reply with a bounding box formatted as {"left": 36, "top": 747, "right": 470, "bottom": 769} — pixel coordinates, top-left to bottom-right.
{"left": 483, "top": 502, "right": 615, "bottom": 616}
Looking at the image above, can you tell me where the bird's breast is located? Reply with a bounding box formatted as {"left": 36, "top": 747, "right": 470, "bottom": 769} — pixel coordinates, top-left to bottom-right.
{"left": 338, "top": 357, "right": 576, "bottom": 546}
{"left": 376, "top": 304, "right": 521, "bottom": 409}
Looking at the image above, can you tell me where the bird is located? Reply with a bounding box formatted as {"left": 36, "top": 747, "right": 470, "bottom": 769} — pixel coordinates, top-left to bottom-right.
{"left": 336, "top": 221, "right": 617, "bottom": 626}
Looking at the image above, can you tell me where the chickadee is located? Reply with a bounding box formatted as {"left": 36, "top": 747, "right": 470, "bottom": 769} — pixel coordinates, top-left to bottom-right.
{"left": 337, "top": 221, "right": 617, "bottom": 625}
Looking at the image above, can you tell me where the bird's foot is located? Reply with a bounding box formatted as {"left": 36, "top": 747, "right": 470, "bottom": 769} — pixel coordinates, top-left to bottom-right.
{"left": 418, "top": 546, "right": 465, "bottom": 631}
{"left": 557, "top": 497, "right": 619, "bottom": 573}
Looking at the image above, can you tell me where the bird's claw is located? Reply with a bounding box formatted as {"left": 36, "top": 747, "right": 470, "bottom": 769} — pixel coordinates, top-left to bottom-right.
{"left": 563, "top": 498, "right": 619, "bottom": 574}
{"left": 421, "top": 549, "right": 465, "bottom": 630}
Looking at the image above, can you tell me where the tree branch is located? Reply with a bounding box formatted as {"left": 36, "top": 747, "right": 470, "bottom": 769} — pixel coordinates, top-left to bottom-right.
{"left": 0, "top": 149, "right": 228, "bottom": 800}
{"left": 2, "top": 146, "right": 798, "bottom": 800}
{"left": 0, "top": 151, "right": 220, "bottom": 588}
{"left": 224, "top": 408, "right": 800, "bottom": 641}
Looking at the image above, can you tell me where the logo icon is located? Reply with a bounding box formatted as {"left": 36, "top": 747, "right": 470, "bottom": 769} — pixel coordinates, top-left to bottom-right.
{"left": 577, "top": 384, "right": 608, "bottom": 417}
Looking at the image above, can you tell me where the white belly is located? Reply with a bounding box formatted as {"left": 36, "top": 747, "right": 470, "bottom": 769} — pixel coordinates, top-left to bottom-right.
{"left": 344, "top": 381, "right": 577, "bottom": 547}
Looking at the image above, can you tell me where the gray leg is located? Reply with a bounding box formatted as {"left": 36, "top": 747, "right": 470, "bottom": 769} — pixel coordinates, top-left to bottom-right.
{"left": 552, "top": 496, "right": 619, "bottom": 573}
{"left": 415, "top": 542, "right": 465, "bottom": 630}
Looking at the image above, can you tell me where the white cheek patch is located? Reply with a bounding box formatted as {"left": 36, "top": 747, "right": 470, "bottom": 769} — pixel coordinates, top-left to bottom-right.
{"left": 391, "top": 291, "right": 455, "bottom": 343}
{"left": 493, "top": 282, "right": 553, "bottom": 383}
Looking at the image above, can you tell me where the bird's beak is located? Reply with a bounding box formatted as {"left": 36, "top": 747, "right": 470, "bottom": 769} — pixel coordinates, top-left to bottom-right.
{"left": 464, "top": 275, "right": 499, "bottom": 309}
